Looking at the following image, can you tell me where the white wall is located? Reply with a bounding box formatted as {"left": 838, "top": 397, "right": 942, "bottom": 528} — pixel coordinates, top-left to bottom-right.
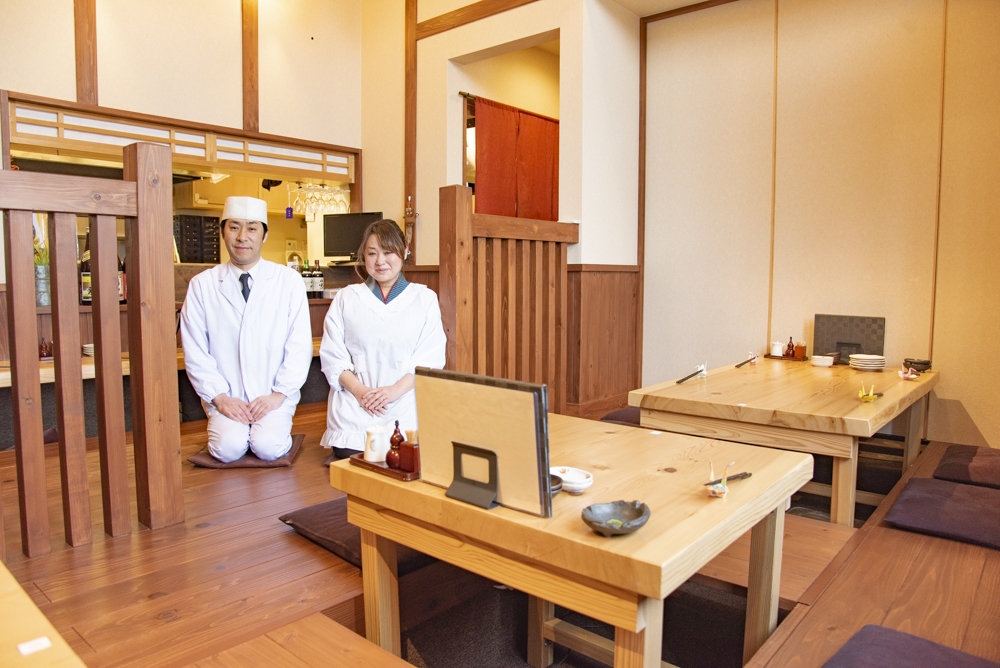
{"left": 411, "top": 0, "right": 639, "bottom": 265}
{"left": 457, "top": 46, "right": 560, "bottom": 119}
{"left": 97, "top": 0, "right": 243, "bottom": 127}
{"left": 643, "top": 0, "right": 775, "bottom": 385}
{"left": 0, "top": 0, "right": 76, "bottom": 101}
{"left": 361, "top": 0, "right": 407, "bottom": 222}
{"left": 259, "top": 0, "right": 362, "bottom": 147}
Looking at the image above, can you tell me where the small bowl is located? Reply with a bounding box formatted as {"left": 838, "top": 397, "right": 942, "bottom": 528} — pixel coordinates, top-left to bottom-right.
{"left": 550, "top": 466, "right": 593, "bottom": 495}
{"left": 550, "top": 474, "right": 563, "bottom": 496}
{"left": 582, "top": 500, "right": 651, "bottom": 537}
{"left": 904, "top": 358, "right": 932, "bottom": 372}
{"left": 811, "top": 356, "right": 834, "bottom": 367}
{"left": 824, "top": 352, "right": 842, "bottom": 364}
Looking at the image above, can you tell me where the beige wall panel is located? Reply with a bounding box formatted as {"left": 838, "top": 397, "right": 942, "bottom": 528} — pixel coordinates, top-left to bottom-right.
{"left": 0, "top": 0, "right": 76, "bottom": 101}
{"left": 642, "top": 0, "right": 774, "bottom": 385}
{"left": 770, "top": 0, "right": 944, "bottom": 365}
{"left": 96, "top": 0, "right": 242, "bottom": 127}
{"left": 361, "top": 0, "right": 406, "bottom": 222}
{"left": 928, "top": 0, "right": 1000, "bottom": 448}
{"left": 259, "top": 0, "right": 361, "bottom": 147}
{"left": 457, "top": 46, "right": 560, "bottom": 119}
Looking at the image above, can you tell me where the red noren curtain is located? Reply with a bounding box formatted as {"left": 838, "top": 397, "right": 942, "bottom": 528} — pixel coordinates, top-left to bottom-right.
{"left": 474, "top": 97, "right": 559, "bottom": 221}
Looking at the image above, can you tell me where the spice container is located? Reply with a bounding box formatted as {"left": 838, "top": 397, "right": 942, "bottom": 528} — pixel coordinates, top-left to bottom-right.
{"left": 398, "top": 429, "right": 420, "bottom": 474}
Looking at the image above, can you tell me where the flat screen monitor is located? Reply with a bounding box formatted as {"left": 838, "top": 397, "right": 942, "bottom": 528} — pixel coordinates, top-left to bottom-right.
{"left": 323, "top": 212, "right": 382, "bottom": 262}
{"left": 414, "top": 367, "right": 552, "bottom": 517}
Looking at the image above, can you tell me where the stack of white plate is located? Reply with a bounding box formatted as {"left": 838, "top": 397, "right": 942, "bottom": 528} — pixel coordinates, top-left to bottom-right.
{"left": 849, "top": 354, "right": 885, "bottom": 371}
{"left": 82, "top": 343, "right": 95, "bottom": 357}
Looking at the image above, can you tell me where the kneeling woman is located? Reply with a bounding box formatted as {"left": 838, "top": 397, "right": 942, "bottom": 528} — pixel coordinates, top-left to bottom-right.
{"left": 319, "top": 220, "right": 447, "bottom": 457}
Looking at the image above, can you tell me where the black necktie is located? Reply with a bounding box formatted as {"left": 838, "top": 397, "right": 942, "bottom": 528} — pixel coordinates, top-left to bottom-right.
{"left": 239, "top": 272, "right": 251, "bottom": 302}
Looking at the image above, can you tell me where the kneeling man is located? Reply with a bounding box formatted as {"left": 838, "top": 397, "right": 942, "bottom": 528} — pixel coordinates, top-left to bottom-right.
{"left": 181, "top": 196, "right": 312, "bottom": 462}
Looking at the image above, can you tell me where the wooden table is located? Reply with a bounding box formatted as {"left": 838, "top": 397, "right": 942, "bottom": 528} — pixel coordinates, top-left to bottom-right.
{"left": 1, "top": 561, "right": 85, "bottom": 667}
{"left": 748, "top": 441, "right": 1000, "bottom": 667}
{"left": 629, "top": 359, "right": 938, "bottom": 526}
{"left": 330, "top": 414, "right": 813, "bottom": 667}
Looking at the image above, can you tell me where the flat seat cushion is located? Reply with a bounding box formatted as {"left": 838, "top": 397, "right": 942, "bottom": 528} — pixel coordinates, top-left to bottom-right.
{"left": 933, "top": 444, "right": 1000, "bottom": 490}
{"left": 279, "top": 496, "right": 437, "bottom": 576}
{"left": 600, "top": 406, "right": 641, "bottom": 427}
{"left": 883, "top": 477, "right": 1000, "bottom": 550}
{"left": 188, "top": 433, "right": 304, "bottom": 469}
{"left": 823, "top": 624, "right": 1000, "bottom": 667}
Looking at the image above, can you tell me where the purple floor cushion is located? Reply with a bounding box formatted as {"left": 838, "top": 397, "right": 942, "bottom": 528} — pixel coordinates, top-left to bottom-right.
{"left": 933, "top": 444, "right": 1000, "bottom": 490}
{"left": 883, "top": 477, "right": 1000, "bottom": 550}
{"left": 823, "top": 625, "right": 1000, "bottom": 668}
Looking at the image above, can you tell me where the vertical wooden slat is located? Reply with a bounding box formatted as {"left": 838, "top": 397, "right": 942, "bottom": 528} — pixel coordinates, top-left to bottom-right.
{"left": 556, "top": 243, "right": 568, "bottom": 414}
{"left": 48, "top": 212, "right": 91, "bottom": 546}
{"left": 490, "top": 238, "right": 503, "bottom": 378}
{"left": 124, "top": 143, "right": 184, "bottom": 530}
{"left": 241, "top": 0, "right": 259, "bottom": 132}
{"left": 545, "top": 242, "right": 557, "bottom": 411}
{"left": 505, "top": 239, "right": 517, "bottom": 379}
{"left": 74, "top": 0, "right": 98, "bottom": 105}
{"left": 91, "top": 213, "right": 130, "bottom": 537}
{"left": 518, "top": 240, "right": 530, "bottom": 382}
{"left": 475, "top": 237, "right": 487, "bottom": 375}
{"left": 404, "top": 0, "right": 418, "bottom": 251}
{"left": 437, "top": 185, "right": 474, "bottom": 373}
{"left": 1, "top": 90, "right": 11, "bottom": 170}
{"left": 532, "top": 240, "right": 543, "bottom": 384}
{"left": 3, "top": 210, "right": 50, "bottom": 557}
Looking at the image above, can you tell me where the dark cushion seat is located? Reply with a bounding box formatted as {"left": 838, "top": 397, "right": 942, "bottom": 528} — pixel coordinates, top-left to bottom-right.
{"left": 883, "top": 477, "right": 1000, "bottom": 551}
{"left": 822, "top": 624, "right": 1000, "bottom": 667}
{"left": 933, "top": 444, "right": 1000, "bottom": 490}
{"left": 188, "top": 433, "right": 304, "bottom": 469}
{"left": 279, "top": 496, "right": 438, "bottom": 576}
{"left": 599, "top": 406, "right": 641, "bottom": 427}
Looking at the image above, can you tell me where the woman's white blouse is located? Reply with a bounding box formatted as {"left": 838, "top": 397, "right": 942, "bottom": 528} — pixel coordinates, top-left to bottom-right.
{"left": 318, "top": 281, "right": 447, "bottom": 450}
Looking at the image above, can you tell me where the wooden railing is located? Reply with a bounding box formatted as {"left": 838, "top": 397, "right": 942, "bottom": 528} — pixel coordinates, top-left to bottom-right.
{"left": 1, "top": 143, "right": 184, "bottom": 560}
{"left": 438, "top": 185, "right": 579, "bottom": 414}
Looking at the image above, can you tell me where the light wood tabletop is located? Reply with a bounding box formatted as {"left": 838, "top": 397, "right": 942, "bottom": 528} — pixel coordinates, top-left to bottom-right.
{"left": 630, "top": 359, "right": 938, "bottom": 526}
{"left": 331, "top": 413, "right": 813, "bottom": 667}
{"left": 0, "top": 560, "right": 86, "bottom": 667}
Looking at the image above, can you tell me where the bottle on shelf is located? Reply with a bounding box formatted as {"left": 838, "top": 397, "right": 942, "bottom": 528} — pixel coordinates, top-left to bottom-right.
{"left": 302, "top": 258, "right": 312, "bottom": 297}
{"left": 79, "top": 231, "right": 92, "bottom": 305}
{"left": 313, "top": 260, "right": 324, "bottom": 299}
{"left": 118, "top": 251, "right": 127, "bottom": 304}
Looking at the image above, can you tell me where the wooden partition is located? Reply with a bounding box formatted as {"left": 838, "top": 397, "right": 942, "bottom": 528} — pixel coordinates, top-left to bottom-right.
{"left": 438, "top": 185, "right": 578, "bottom": 414}
{"left": 0, "top": 142, "right": 183, "bottom": 559}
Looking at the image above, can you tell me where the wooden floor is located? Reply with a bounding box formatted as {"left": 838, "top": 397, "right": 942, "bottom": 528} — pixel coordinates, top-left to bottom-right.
{"left": 1, "top": 402, "right": 856, "bottom": 667}
{"left": 1, "top": 403, "right": 361, "bottom": 668}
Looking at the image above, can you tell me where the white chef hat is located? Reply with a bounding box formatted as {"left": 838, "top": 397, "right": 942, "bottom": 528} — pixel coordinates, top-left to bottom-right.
{"left": 221, "top": 196, "right": 268, "bottom": 232}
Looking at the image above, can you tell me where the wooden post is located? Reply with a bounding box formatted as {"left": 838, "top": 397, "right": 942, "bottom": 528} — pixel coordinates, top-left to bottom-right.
{"left": 3, "top": 209, "right": 49, "bottom": 557}
{"left": 744, "top": 504, "right": 785, "bottom": 664}
{"left": 48, "top": 212, "right": 92, "bottom": 546}
{"left": 360, "top": 528, "right": 401, "bottom": 655}
{"left": 438, "top": 185, "right": 474, "bottom": 372}
{"left": 91, "top": 214, "right": 131, "bottom": 536}
{"left": 123, "top": 143, "right": 184, "bottom": 530}
{"left": 526, "top": 596, "right": 554, "bottom": 667}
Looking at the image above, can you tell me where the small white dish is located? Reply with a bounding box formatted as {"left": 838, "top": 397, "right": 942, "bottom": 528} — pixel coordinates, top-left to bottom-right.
{"left": 811, "top": 356, "right": 834, "bottom": 367}
{"left": 550, "top": 466, "right": 593, "bottom": 495}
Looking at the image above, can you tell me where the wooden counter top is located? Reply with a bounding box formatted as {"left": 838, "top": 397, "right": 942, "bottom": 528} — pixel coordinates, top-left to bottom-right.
{"left": 0, "top": 338, "right": 322, "bottom": 388}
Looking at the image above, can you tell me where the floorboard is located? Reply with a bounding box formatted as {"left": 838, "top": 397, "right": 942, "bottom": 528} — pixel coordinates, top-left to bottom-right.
{"left": 1, "top": 402, "right": 361, "bottom": 667}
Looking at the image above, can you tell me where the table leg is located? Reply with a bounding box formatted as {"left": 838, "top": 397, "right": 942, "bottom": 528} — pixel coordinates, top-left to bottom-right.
{"left": 902, "top": 397, "right": 926, "bottom": 471}
{"left": 743, "top": 503, "right": 785, "bottom": 665}
{"left": 360, "top": 527, "right": 400, "bottom": 655}
{"left": 527, "top": 596, "right": 554, "bottom": 667}
{"left": 613, "top": 596, "right": 663, "bottom": 668}
{"left": 829, "top": 438, "right": 859, "bottom": 527}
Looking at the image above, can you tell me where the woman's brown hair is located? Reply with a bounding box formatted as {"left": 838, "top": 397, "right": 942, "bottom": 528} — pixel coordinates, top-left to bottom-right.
{"left": 355, "top": 219, "right": 409, "bottom": 281}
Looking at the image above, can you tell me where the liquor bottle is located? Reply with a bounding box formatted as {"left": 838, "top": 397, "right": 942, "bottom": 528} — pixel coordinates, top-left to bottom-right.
{"left": 302, "top": 259, "right": 312, "bottom": 297}
{"left": 118, "top": 252, "right": 127, "bottom": 303}
{"left": 79, "top": 232, "right": 92, "bottom": 305}
{"left": 313, "top": 260, "right": 324, "bottom": 299}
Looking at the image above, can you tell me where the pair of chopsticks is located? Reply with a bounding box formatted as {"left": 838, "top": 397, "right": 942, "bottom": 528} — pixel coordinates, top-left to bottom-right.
{"left": 703, "top": 471, "right": 752, "bottom": 486}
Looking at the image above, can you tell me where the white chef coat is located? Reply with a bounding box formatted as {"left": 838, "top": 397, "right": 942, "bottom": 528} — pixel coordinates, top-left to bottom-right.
{"left": 319, "top": 281, "right": 446, "bottom": 450}
{"left": 180, "top": 259, "right": 313, "bottom": 417}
